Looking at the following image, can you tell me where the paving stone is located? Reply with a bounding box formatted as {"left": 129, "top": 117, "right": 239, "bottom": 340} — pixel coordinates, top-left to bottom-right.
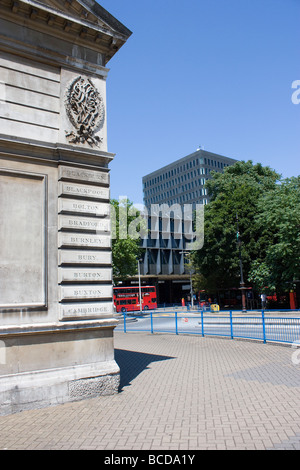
{"left": 0, "top": 332, "right": 299, "bottom": 450}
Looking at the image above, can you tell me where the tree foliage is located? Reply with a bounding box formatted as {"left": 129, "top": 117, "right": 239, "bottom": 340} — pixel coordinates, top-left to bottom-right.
{"left": 192, "top": 160, "right": 281, "bottom": 293}
{"left": 248, "top": 176, "right": 300, "bottom": 292}
{"left": 111, "top": 198, "right": 144, "bottom": 281}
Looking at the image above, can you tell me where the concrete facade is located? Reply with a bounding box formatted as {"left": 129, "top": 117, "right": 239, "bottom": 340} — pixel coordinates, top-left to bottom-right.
{"left": 137, "top": 150, "right": 238, "bottom": 303}
{"left": 0, "top": 0, "right": 131, "bottom": 414}
{"left": 142, "top": 148, "right": 238, "bottom": 209}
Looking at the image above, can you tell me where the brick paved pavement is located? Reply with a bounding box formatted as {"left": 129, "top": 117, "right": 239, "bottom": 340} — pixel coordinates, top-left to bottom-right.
{"left": 0, "top": 332, "right": 300, "bottom": 450}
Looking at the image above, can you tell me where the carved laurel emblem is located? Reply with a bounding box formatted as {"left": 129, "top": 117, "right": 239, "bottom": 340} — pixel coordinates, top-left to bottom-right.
{"left": 65, "top": 76, "right": 104, "bottom": 146}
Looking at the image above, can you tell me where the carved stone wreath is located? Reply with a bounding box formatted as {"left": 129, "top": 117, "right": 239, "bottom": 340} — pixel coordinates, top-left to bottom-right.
{"left": 65, "top": 76, "right": 104, "bottom": 147}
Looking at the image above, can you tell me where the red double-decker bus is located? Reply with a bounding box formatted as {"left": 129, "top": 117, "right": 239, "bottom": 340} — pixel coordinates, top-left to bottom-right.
{"left": 113, "top": 286, "right": 157, "bottom": 313}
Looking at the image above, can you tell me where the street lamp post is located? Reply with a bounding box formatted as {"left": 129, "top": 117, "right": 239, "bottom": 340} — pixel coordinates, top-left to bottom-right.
{"left": 189, "top": 269, "right": 194, "bottom": 309}
{"left": 138, "top": 258, "right": 142, "bottom": 313}
{"left": 236, "top": 214, "right": 247, "bottom": 313}
{"left": 180, "top": 250, "right": 194, "bottom": 309}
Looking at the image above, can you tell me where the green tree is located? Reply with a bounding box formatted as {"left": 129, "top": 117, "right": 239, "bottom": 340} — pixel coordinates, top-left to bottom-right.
{"left": 111, "top": 198, "right": 145, "bottom": 281}
{"left": 248, "top": 176, "right": 300, "bottom": 293}
{"left": 192, "top": 161, "right": 281, "bottom": 293}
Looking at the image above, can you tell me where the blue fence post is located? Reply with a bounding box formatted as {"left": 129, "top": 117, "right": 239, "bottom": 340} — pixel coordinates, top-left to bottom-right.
{"left": 123, "top": 312, "right": 127, "bottom": 333}
{"left": 262, "top": 310, "right": 266, "bottom": 343}
{"left": 175, "top": 312, "right": 178, "bottom": 335}
{"left": 230, "top": 310, "right": 233, "bottom": 339}
{"left": 201, "top": 309, "right": 204, "bottom": 337}
{"left": 150, "top": 311, "right": 153, "bottom": 334}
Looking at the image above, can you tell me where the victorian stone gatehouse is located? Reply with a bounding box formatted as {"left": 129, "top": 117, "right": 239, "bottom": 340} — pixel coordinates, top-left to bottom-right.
{"left": 0, "top": 0, "right": 131, "bottom": 414}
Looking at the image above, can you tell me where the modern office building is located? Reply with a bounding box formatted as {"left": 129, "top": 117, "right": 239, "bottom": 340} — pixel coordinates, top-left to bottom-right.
{"left": 142, "top": 148, "right": 238, "bottom": 209}
{"left": 124, "top": 148, "right": 238, "bottom": 304}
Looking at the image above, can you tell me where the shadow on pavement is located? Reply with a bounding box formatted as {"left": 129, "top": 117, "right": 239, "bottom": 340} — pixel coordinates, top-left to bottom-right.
{"left": 114, "top": 348, "right": 175, "bottom": 392}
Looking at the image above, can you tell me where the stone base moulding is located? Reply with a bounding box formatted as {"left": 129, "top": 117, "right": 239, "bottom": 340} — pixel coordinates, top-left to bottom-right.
{"left": 0, "top": 319, "right": 120, "bottom": 416}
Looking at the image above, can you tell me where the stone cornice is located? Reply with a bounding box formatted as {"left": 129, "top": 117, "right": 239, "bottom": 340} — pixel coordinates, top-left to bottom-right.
{"left": 0, "top": 134, "right": 116, "bottom": 167}
{"left": 1, "top": 0, "right": 132, "bottom": 64}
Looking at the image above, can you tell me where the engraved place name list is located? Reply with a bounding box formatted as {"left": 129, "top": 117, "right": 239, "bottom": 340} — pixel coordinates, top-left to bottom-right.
{"left": 58, "top": 165, "right": 113, "bottom": 320}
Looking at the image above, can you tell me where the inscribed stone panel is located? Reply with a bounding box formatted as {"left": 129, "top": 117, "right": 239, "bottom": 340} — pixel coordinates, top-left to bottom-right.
{"left": 0, "top": 170, "right": 46, "bottom": 307}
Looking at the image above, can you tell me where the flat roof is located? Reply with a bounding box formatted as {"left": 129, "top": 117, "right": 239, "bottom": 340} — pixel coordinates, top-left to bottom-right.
{"left": 142, "top": 149, "right": 238, "bottom": 181}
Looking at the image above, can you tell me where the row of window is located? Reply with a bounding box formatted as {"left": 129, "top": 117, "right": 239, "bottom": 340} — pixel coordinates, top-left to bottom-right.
{"left": 144, "top": 179, "right": 209, "bottom": 200}
{"left": 115, "top": 298, "right": 157, "bottom": 305}
{"left": 146, "top": 193, "right": 208, "bottom": 205}
{"left": 114, "top": 287, "right": 156, "bottom": 294}
{"left": 145, "top": 168, "right": 208, "bottom": 194}
{"left": 144, "top": 158, "right": 230, "bottom": 188}
{"left": 146, "top": 249, "right": 191, "bottom": 265}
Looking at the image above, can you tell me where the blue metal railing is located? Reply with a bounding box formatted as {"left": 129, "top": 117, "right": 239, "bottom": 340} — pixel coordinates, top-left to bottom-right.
{"left": 117, "top": 310, "right": 300, "bottom": 345}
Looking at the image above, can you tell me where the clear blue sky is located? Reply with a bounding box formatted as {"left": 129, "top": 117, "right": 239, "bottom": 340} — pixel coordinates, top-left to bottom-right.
{"left": 98, "top": 0, "right": 300, "bottom": 205}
